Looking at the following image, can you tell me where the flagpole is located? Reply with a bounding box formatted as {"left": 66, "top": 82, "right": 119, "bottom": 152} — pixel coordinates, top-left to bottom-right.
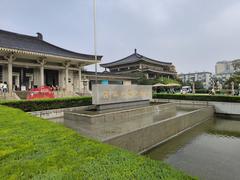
{"left": 93, "top": 0, "right": 98, "bottom": 84}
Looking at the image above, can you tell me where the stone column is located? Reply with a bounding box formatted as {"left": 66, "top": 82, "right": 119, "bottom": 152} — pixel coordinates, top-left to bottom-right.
{"left": 37, "top": 58, "right": 46, "bottom": 87}
{"left": 8, "top": 57, "right": 13, "bottom": 93}
{"left": 5, "top": 53, "right": 16, "bottom": 94}
{"left": 78, "top": 65, "right": 82, "bottom": 93}
{"left": 65, "top": 62, "right": 70, "bottom": 92}
{"left": 40, "top": 65, "right": 44, "bottom": 86}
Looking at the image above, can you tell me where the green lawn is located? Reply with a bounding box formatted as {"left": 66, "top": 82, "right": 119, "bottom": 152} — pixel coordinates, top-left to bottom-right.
{"left": 0, "top": 106, "right": 195, "bottom": 179}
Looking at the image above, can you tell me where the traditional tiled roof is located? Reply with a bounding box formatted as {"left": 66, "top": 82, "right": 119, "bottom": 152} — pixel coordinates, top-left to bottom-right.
{"left": 101, "top": 50, "right": 172, "bottom": 68}
{"left": 0, "top": 29, "right": 102, "bottom": 61}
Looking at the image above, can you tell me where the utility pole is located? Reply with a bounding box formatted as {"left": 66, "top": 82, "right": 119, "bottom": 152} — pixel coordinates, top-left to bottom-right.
{"left": 93, "top": 0, "right": 98, "bottom": 84}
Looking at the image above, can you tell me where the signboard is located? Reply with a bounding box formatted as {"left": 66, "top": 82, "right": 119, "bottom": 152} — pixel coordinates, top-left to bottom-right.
{"left": 92, "top": 84, "right": 152, "bottom": 105}
{"left": 27, "top": 86, "right": 55, "bottom": 100}
{"left": 101, "top": 80, "right": 109, "bottom": 85}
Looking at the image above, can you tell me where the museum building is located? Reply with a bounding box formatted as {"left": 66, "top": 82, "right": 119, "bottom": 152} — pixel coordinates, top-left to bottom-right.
{"left": 0, "top": 29, "right": 136, "bottom": 99}
{"left": 101, "top": 49, "right": 177, "bottom": 79}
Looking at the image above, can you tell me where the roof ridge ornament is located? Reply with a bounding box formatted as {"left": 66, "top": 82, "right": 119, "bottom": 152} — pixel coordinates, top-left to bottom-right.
{"left": 36, "top": 32, "right": 43, "bottom": 40}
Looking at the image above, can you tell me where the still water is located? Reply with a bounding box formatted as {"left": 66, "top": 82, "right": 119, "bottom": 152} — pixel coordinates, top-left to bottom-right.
{"left": 146, "top": 118, "right": 240, "bottom": 180}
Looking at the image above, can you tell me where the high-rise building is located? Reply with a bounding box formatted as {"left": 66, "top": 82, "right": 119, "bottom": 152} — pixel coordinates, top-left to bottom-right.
{"left": 215, "top": 61, "right": 234, "bottom": 74}
{"left": 178, "top": 72, "right": 212, "bottom": 89}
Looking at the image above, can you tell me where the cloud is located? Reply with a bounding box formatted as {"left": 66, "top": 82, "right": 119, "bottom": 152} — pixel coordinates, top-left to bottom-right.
{"left": 1, "top": 0, "right": 240, "bottom": 73}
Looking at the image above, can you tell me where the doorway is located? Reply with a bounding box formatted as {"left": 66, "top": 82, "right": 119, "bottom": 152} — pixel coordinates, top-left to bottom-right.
{"left": 44, "top": 69, "right": 59, "bottom": 86}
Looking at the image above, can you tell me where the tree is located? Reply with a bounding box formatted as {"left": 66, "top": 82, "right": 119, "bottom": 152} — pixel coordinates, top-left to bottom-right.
{"left": 224, "top": 72, "right": 240, "bottom": 89}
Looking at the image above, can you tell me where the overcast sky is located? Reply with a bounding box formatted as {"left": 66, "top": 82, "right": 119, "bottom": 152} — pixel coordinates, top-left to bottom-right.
{"left": 1, "top": 0, "right": 240, "bottom": 73}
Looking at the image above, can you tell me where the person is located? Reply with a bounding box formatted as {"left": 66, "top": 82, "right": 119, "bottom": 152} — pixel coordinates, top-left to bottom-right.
{"left": 2, "top": 82, "right": 8, "bottom": 93}
{"left": 209, "top": 88, "right": 215, "bottom": 95}
{"left": 0, "top": 81, "right": 4, "bottom": 93}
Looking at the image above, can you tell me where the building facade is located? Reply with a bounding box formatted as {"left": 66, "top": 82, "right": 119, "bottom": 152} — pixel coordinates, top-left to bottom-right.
{"left": 178, "top": 72, "right": 212, "bottom": 89}
{"left": 215, "top": 60, "right": 234, "bottom": 75}
{"left": 101, "top": 49, "right": 177, "bottom": 79}
{"left": 214, "top": 60, "right": 235, "bottom": 85}
{"left": 0, "top": 29, "right": 135, "bottom": 99}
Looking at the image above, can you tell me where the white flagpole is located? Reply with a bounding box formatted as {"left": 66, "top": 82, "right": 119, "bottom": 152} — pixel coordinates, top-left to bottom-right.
{"left": 93, "top": 0, "right": 98, "bottom": 84}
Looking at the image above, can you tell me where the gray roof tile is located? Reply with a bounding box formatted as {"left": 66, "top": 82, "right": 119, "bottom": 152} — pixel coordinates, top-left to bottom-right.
{"left": 101, "top": 52, "right": 172, "bottom": 68}
{"left": 0, "top": 29, "right": 102, "bottom": 61}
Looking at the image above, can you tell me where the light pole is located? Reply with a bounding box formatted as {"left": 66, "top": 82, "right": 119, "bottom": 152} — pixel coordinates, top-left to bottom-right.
{"left": 93, "top": 0, "right": 98, "bottom": 84}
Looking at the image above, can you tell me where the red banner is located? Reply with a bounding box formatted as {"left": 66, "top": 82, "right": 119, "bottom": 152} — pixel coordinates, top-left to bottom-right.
{"left": 27, "top": 86, "right": 55, "bottom": 100}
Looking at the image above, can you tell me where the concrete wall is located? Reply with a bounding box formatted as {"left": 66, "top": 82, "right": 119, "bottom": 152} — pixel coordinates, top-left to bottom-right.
{"left": 123, "top": 80, "right": 131, "bottom": 85}
{"left": 103, "top": 106, "right": 214, "bottom": 153}
{"left": 92, "top": 84, "right": 152, "bottom": 105}
{"left": 153, "top": 99, "right": 240, "bottom": 115}
{"left": 64, "top": 103, "right": 176, "bottom": 126}
{"left": 30, "top": 106, "right": 87, "bottom": 119}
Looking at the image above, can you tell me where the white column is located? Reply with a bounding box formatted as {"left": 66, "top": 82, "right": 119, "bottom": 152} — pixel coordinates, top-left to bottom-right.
{"left": 37, "top": 58, "right": 46, "bottom": 87}
{"left": 8, "top": 58, "right": 13, "bottom": 93}
{"left": 40, "top": 64, "right": 44, "bottom": 86}
{"left": 65, "top": 62, "right": 70, "bottom": 92}
{"left": 78, "top": 65, "right": 82, "bottom": 93}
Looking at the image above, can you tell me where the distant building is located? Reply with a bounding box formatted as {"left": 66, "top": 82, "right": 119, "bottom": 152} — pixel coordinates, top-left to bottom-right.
{"left": 232, "top": 59, "right": 240, "bottom": 73}
{"left": 214, "top": 60, "right": 235, "bottom": 85}
{"left": 178, "top": 72, "right": 212, "bottom": 89}
{"left": 101, "top": 49, "right": 177, "bottom": 79}
{"left": 215, "top": 60, "right": 234, "bottom": 74}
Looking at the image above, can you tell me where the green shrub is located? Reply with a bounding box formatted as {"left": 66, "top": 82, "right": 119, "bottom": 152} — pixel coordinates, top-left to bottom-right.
{"left": 0, "top": 96, "right": 92, "bottom": 112}
{"left": 195, "top": 89, "right": 209, "bottom": 94}
{"left": 0, "top": 106, "right": 195, "bottom": 179}
{"left": 153, "top": 93, "right": 240, "bottom": 102}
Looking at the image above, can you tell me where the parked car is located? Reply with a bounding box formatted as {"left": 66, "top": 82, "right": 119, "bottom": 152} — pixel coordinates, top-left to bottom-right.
{"left": 180, "top": 86, "right": 192, "bottom": 94}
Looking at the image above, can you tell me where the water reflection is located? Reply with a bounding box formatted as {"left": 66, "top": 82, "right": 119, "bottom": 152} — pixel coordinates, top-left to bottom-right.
{"left": 146, "top": 118, "right": 240, "bottom": 180}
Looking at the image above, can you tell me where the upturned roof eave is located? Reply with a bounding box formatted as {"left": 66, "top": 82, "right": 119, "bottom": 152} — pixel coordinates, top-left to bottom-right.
{"left": 101, "top": 53, "right": 173, "bottom": 68}
{"left": 0, "top": 46, "right": 101, "bottom": 64}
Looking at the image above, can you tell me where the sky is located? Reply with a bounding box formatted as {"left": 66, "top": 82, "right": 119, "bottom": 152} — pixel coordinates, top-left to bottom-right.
{"left": 1, "top": 0, "right": 240, "bottom": 73}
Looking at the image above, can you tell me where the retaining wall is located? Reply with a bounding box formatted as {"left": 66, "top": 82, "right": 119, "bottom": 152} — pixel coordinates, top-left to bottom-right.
{"left": 153, "top": 99, "right": 240, "bottom": 115}
{"left": 30, "top": 106, "right": 88, "bottom": 119}
{"left": 103, "top": 106, "right": 214, "bottom": 153}
{"left": 64, "top": 103, "right": 176, "bottom": 125}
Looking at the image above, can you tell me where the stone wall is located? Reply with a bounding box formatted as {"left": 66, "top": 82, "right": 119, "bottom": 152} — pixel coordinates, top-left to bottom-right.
{"left": 153, "top": 98, "right": 240, "bottom": 115}
{"left": 64, "top": 103, "right": 176, "bottom": 126}
{"left": 30, "top": 106, "right": 87, "bottom": 119}
{"left": 103, "top": 106, "right": 214, "bottom": 153}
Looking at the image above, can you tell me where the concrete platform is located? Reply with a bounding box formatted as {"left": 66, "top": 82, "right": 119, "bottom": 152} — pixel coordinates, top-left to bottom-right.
{"left": 64, "top": 103, "right": 176, "bottom": 126}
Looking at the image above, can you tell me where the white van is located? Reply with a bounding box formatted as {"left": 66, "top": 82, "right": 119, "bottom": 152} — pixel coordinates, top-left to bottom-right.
{"left": 181, "top": 86, "right": 192, "bottom": 94}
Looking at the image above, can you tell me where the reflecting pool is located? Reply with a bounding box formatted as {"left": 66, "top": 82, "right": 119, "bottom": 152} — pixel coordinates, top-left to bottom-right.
{"left": 146, "top": 118, "right": 240, "bottom": 180}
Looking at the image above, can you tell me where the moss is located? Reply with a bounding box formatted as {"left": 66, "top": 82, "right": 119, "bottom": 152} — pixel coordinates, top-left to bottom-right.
{"left": 0, "top": 106, "right": 195, "bottom": 179}
{"left": 208, "top": 129, "right": 240, "bottom": 138}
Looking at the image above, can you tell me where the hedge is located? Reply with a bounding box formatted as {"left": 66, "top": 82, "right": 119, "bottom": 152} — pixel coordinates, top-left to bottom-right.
{"left": 0, "top": 106, "right": 195, "bottom": 179}
{"left": 0, "top": 96, "right": 92, "bottom": 112}
{"left": 195, "top": 89, "right": 209, "bottom": 94}
{"left": 153, "top": 93, "right": 240, "bottom": 102}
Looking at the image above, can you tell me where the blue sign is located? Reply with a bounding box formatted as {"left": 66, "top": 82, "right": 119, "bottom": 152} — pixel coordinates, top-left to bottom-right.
{"left": 101, "top": 80, "right": 109, "bottom": 85}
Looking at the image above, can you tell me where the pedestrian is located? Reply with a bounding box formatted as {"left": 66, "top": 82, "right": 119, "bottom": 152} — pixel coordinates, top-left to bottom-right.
{"left": 2, "top": 82, "right": 8, "bottom": 93}
{"left": 0, "top": 81, "right": 3, "bottom": 93}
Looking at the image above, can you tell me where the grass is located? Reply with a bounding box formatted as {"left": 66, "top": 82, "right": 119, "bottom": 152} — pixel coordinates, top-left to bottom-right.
{"left": 0, "top": 106, "right": 195, "bottom": 179}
